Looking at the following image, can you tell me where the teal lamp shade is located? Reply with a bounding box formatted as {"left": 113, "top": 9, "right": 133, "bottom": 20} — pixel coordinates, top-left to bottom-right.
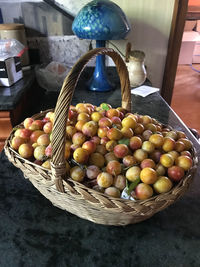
{"left": 72, "top": 0, "right": 130, "bottom": 92}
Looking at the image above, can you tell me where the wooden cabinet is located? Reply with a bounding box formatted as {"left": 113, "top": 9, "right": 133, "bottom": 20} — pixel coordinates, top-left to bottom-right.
{"left": 0, "top": 111, "right": 13, "bottom": 151}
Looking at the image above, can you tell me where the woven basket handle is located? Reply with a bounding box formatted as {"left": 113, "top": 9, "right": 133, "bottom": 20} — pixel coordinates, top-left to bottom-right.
{"left": 51, "top": 47, "right": 131, "bottom": 192}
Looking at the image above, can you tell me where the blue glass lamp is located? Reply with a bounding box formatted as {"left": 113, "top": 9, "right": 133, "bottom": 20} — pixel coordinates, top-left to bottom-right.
{"left": 72, "top": 0, "right": 130, "bottom": 92}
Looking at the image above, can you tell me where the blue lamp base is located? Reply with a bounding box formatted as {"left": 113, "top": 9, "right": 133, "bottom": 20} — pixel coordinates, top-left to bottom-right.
{"left": 88, "top": 40, "right": 114, "bottom": 92}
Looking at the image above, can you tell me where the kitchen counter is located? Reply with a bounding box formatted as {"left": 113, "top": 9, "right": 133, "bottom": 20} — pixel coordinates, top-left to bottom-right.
{"left": 0, "top": 70, "right": 35, "bottom": 111}
{"left": 0, "top": 67, "right": 200, "bottom": 267}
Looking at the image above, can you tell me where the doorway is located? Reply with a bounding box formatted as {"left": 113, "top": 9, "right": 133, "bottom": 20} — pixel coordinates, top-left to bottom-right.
{"left": 171, "top": 0, "right": 200, "bottom": 134}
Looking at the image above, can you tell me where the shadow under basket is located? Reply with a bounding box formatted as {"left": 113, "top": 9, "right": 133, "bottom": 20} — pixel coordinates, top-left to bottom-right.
{"left": 4, "top": 48, "right": 198, "bottom": 226}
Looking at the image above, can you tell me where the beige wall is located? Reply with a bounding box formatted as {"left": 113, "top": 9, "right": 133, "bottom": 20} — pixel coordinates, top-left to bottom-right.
{"left": 54, "top": 0, "right": 175, "bottom": 88}
{"left": 108, "top": 0, "right": 175, "bottom": 88}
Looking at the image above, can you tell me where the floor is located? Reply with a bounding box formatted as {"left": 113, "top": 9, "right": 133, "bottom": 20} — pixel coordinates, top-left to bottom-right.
{"left": 171, "top": 64, "right": 200, "bottom": 134}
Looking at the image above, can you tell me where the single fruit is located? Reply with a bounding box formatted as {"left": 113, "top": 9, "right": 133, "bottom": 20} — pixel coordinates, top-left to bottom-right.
{"left": 106, "top": 108, "right": 120, "bottom": 119}
{"left": 98, "top": 117, "right": 112, "bottom": 128}
{"left": 121, "top": 127, "right": 133, "bottom": 138}
{"left": 77, "top": 112, "right": 90, "bottom": 122}
{"left": 149, "top": 150, "right": 162, "bottom": 163}
{"left": 91, "top": 136, "right": 101, "bottom": 145}
{"left": 126, "top": 166, "right": 141, "bottom": 182}
{"left": 142, "top": 130, "right": 152, "bottom": 141}
{"left": 122, "top": 116, "right": 137, "bottom": 129}
{"left": 135, "top": 183, "right": 153, "bottom": 200}
{"left": 19, "top": 128, "right": 32, "bottom": 140}
{"left": 106, "top": 160, "right": 122, "bottom": 176}
{"left": 134, "top": 123, "right": 145, "bottom": 135}
{"left": 98, "top": 126, "right": 109, "bottom": 138}
{"left": 104, "top": 187, "right": 120, "bottom": 198}
{"left": 18, "top": 143, "right": 33, "bottom": 159}
{"left": 153, "top": 176, "right": 173, "bottom": 193}
{"left": 82, "top": 141, "right": 96, "bottom": 154}
{"left": 11, "top": 136, "right": 25, "bottom": 150}
{"left": 70, "top": 166, "right": 85, "bottom": 182}
{"left": 43, "top": 122, "right": 53, "bottom": 134}
{"left": 175, "top": 141, "right": 185, "bottom": 152}
{"left": 149, "top": 134, "right": 164, "bottom": 148}
{"left": 42, "top": 160, "right": 51, "bottom": 169}
{"left": 133, "top": 149, "right": 148, "bottom": 162}
{"left": 177, "top": 131, "right": 187, "bottom": 139}
{"left": 73, "top": 148, "right": 89, "bottom": 164}
{"left": 86, "top": 165, "right": 101, "bottom": 179}
{"left": 129, "top": 136, "right": 143, "bottom": 150}
{"left": 30, "top": 120, "right": 44, "bottom": 130}
{"left": 141, "top": 115, "right": 152, "bottom": 125}
{"left": 97, "top": 172, "right": 113, "bottom": 188}
{"left": 23, "top": 118, "right": 34, "bottom": 129}
{"left": 140, "top": 167, "right": 158, "bottom": 184}
{"left": 175, "top": 155, "right": 193, "bottom": 171}
{"left": 145, "top": 123, "right": 157, "bottom": 133}
{"left": 45, "top": 144, "right": 52, "bottom": 157}
{"left": 141, "top": 140, "right": 155, "bottom": 153}
{"left": 113, "top": 175, "right": 126, "bottom": 191}
{"left": 123, "top": 155, "right": 138, "bottom": 167}
{"left": 75, "top": 120, "right": 85, "bottom": 131}
{"left": 160, "top": 153, "right": 174, "bottom": 168}
{"left": 165, "top": 131, "right": 178, "bottom": 140}
{"left": 72, "top": 132, "right": 86, "bottom": 146}
{"left": 82, "top": 121, "right": 98, "bottom": 137}
{"left": 162, "top": 137, "right": 176, "bottom": 152}
{"left": 167, "top": 166, "right": 185, "bottom": 181}
{"left": 89, "top": 152, "right": 105, "bottom": 168}
{"left": 140, "top": 158, "right": 156, "bottom": 169}
{"left": 37, "top": 134, "right": 50, "bottom": 146}
{"left": 114, "top": 144, "right": 129, "bottom": 158}
{"left": 96, "top": 144, "right": 107, "bottom": 155}
{"left": 155, "top": 163, "right": 166, "bottom": 176}
{"left": 111, "top": 116, "right": 122, "bottom": 125}
{"left": 66, "top": 125, "right": 77, "bottom": 138}
{"left": 33, "top": 145, "right": 46, "bottom": 161}
{"left": 107, "top": 128, "right": 123, "bottom": 140}
{"left": 105, "top": 152, "right": 118, "bottom": 163}
{"left": 91, "top": 111, "right": 103, "bottom": 122}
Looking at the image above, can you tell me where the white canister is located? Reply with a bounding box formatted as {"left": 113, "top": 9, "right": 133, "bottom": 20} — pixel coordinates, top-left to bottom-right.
{"left": 126, "top": 50, "right": 147, "bottom": 88}
{"left": 0, "top": 23, "right": 29, "bottom": 66}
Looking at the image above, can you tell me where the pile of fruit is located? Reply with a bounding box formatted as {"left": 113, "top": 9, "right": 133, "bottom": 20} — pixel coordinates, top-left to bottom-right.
{"left": 10, "top": 102, "right": 194, "bottom": 201}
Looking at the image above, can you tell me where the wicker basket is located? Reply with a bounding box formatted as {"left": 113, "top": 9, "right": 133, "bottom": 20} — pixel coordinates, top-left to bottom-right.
{"left": 4, "top": 48, "right": 198, "bottom": 226}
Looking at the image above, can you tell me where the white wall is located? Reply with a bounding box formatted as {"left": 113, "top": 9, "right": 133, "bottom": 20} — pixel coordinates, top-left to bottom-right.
{"left": 108, "top": 0, "right": 175, "bottom": 88}
{"left": 54, "top": 0, "right": 89, "bottom": 17}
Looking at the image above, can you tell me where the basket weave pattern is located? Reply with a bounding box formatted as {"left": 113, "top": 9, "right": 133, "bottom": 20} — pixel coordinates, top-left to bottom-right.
{"left": 4, "top": 48, "right": 198, "bottom": 225}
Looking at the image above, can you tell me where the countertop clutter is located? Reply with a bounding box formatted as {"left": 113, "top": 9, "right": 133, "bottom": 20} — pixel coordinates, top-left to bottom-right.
{"left": 0, "top": 67, "right": 200, "bottom": 267}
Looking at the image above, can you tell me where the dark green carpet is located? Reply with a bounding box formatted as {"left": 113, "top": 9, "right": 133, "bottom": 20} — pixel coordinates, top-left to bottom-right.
{"left": 1, "top": 150, "right": 200, "bottom": 267}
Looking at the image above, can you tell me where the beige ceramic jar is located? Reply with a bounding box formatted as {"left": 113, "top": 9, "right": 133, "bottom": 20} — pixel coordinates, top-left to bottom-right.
{"left": 126, "top": 50, "right": 147, "bottom": 88}
{"left": 0, "top": 23, "right": 29, "bottom": 66}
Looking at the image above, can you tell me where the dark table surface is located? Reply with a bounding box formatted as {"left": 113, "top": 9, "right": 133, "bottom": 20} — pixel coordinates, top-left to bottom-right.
{"left": 0, "top": 68, "right": 200, "bottom": 267}
{"left": 0, "top": 71, "right": 35, "bottom": 111}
